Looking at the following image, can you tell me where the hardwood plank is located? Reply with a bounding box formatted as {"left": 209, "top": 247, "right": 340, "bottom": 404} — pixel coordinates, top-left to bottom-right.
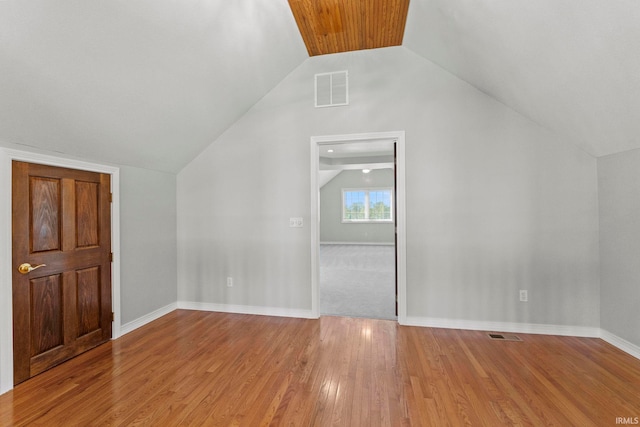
{"left": 288, "top": 0, "right": 410, "bottom": 56}
{"left": 1, "top": 311, "right": 640, "bottom": 426}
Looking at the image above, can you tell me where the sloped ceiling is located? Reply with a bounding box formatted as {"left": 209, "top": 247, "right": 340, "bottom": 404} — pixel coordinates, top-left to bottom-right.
{"left": 0, "top": 0, "right": 307, "bottom": 172}
{"left": 1, "top": 0, "right": 640, "bottom": 173}
{"left": 403, "top": 0, "right": 640, "bottom": 158}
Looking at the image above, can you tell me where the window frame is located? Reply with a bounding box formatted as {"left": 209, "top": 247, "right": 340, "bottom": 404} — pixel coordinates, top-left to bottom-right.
{"left": 341, "top": 187, "right": 394, "bottom": 223}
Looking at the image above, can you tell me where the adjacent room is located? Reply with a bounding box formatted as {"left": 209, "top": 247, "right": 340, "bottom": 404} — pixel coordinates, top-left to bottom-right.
{"left": 318, "top": 140, "right": 397, "bottom": 320}
{"left": 1, "top": 0, "right": 639, "bottom": 425}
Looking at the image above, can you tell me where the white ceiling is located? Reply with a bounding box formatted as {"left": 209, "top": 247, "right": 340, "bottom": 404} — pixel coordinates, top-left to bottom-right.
{"left": 2, "top": 0, "right": 639, "bottom": 172}
{"left": 0, "top": 0, "right": 307, "bottom": 172}
{"left": 404, "top": 0, "right": 640, "bottom": 158}
{"left": 320, "top": 140, "right": 395, "bottom": 159}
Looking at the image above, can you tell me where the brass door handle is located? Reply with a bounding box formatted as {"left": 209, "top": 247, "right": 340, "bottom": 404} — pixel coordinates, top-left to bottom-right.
{"left": 18, "top": 263, "right": 47, "bottom": 274}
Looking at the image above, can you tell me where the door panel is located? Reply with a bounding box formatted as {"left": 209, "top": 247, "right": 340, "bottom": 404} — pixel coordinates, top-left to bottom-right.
{"left": 30, "top": 177, "right": 61, "bottom": 253}
{"left": 76, "top": 181, "right": 99, "bottom": 247}
{"left": 30, "top": 274, "right": 64, "bottom": 355}
{"left": 12, "top": 161, "right": 112, "bottom": 385}
{"left": 77, "top": 266, "right": 102, "bottom": 336}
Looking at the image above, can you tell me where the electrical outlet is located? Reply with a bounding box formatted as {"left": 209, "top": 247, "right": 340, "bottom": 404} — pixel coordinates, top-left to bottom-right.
{"left": 227, "top": 277, "right": 233, "bottom": 287}
{"left": 519, "top": 290, "right": 528, "bottom": 302}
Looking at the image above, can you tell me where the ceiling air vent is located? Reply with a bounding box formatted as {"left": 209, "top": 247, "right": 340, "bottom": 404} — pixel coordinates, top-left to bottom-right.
{"left": 315, "top": 71, "right": 348, "bottom": 108}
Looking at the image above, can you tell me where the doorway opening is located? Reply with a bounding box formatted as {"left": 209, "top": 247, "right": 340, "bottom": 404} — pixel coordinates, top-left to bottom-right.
{"left": 310, "top": 131, "right": 406, "bottom": 322}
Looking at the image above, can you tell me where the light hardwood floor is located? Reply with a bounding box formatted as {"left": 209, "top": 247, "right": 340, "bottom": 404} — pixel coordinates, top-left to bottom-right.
{"left": 1, "top": 310, "right": 639, "bottom": 426}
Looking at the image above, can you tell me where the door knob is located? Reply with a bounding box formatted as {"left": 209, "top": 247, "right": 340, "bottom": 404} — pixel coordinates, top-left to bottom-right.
{"left": 17, "top": 263, "right": 47, "bottom": 274}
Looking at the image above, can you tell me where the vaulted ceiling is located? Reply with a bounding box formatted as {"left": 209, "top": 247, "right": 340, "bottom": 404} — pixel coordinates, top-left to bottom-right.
{"left": 404, "top": 0, "right": 640, "bottom": 158}
{"left": 1, "top": 0, "right": 639, "bottom": 172}
{"left": 0, "top": 1, "right": 307, "bottom": 172}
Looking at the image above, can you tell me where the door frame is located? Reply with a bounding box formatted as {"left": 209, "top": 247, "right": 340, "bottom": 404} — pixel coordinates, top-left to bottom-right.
{"left": 310, "top": 131, "right": 407, "bottom": 323}
{"left": 0, "top": 148, "right": 121, "bottom": 395}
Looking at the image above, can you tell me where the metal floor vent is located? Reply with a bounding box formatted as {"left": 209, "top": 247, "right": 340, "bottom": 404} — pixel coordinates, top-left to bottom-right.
{"left": 488, "top": 333, "right": 522, "bottom": 342}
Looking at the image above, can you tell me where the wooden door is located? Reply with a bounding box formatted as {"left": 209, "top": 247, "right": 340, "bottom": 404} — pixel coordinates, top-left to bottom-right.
{"left": 12, "top": 161, "right": 112, "bottom": 385}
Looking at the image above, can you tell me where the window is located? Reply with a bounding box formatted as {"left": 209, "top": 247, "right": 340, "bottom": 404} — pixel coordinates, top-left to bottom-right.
{"left": 342, "top": 188, "right": 393, "bottom": 222}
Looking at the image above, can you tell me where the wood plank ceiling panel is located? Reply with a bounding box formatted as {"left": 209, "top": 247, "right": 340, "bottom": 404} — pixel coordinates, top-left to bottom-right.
{"left": 288, "top": 0, "right": 410, "bottom": 56}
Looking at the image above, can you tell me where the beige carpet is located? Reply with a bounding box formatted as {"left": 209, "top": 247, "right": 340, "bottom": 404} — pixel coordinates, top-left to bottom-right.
{"left": 319, "top": 244, "right": 396, "bottom": 320}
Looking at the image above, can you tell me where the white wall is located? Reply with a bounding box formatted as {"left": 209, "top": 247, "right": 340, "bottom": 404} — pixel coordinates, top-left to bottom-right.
{"left": 320, "top": 169, "right": 395, "bottom": 244}
{"left": 119, "top": 165, "right": 177, "bottom": 324}
{"left": 177, "top": 46, "right": 600, "bottom": 329}
{"left": 598, "top": 150, "right": 640, "bottom": 348}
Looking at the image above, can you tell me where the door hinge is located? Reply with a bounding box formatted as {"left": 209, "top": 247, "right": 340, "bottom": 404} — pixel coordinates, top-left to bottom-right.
{"left": 110, "top": 252, "right": 113, "bottom": 262}
{"left": 109, "top": 193, "right": 113, "bottom": 203}
{"left": 111, "top": 312, "right": 115, "bottom": 322}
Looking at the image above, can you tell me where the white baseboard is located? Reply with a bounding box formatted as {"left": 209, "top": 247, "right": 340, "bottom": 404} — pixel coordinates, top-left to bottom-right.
{"left": 2, "top": 307, "right": 637, "bottom": 399}
{"left": 403, "top": 316, "right": 601, "bottom": 338}
{"left": 600, "top": 329, "right": 640, "bottom": 360}
{"left": 403, "top": 316, "right": 640, "bottom": 360}
{"left": 178, "top": 301, "right": 316, "bottom": 319}
{"left": 119, "top": 309, "right": 639, "bottom": 360}
{"left": 113, "top": 306, "right": 640, "bottom": 363}
{"left": 119, "top": 302, "right": 177, "bottom": 337}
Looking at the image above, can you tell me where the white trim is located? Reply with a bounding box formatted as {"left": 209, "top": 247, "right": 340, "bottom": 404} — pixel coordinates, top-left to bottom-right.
{"left": 340, "top": 220, "right": 394, "bottom": 224}
{"left": 178, "top": 301, "right": 315, "bottom": 319}
{"left": 320, "top": 241, "right": 395, "bottom": 246}
{"left": 120, "top": 303, "right": 178, "bottom": 336}
{"left": 403, "top": 316, "right": 640, "bottom": 360}
{"left": 310, "top": 131, "right": 407, "bottom": 323}
{"left": 321, "top": 162, "right": 394, "bottom": 171}
{"left": 404, "top": 316, "right": 601, "bottom": 338}
{"left": 0, "top": 151, "right": 12, "bottom": 395}
{"left": 600, "top": 329, "right": 640, "bottom": 360}
{"left": 0, "top": 148, "right": 121, "bottom": 395}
